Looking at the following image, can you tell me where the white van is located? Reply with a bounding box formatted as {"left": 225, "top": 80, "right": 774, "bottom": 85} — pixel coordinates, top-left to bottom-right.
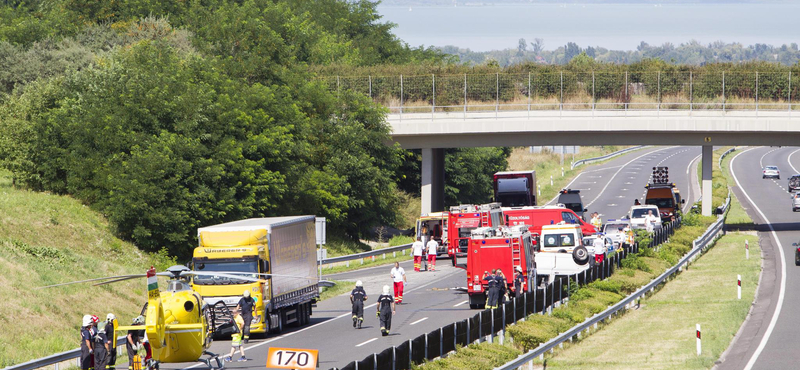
{"left": 628, "top": 205, "right": 662, "bottom": 230}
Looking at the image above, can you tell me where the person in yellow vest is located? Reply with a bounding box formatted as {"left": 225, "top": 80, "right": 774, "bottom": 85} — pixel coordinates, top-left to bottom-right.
{"left": 224, "top": 308, "right": 247, "bottom": 362}
{"left": 590, "top": 212, "right": 602, "bottom": 230}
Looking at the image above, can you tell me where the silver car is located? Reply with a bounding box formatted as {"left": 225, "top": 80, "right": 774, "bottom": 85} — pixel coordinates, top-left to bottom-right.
{"left": 763, "top": 166, "right": 780, "bottom": 179}
{"left": 793, "top": 193, "right": 800, "bottom": 212}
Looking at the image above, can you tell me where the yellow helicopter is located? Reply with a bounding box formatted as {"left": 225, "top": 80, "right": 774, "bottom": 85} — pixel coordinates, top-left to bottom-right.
{"left": 42, "top": 265, "right": 267, "bottom": 370}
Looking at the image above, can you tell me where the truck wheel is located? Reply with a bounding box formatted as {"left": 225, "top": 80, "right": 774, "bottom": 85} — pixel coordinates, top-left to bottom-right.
{"left": 572, "top": 246, "right": 590, "bottom": 265}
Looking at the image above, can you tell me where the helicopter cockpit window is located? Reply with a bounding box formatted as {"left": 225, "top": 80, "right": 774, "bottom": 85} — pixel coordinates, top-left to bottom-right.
{"left": 192, "top": 259, "right": 259, "bottom": 285}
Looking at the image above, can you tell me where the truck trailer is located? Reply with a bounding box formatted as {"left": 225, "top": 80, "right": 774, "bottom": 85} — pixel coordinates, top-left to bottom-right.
{"left": 192, "top": 216, "right": 319, "bottom": 335}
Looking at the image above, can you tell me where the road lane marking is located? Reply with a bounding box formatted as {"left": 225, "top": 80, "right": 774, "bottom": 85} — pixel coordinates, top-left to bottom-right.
{"left": 758, "top": 148, "right": 779, "bottom": 168}
{"left": 410, "top": 317, "right": 429, "bottom": 325}
{"left": 356, "top": 338, "right": 378, "bottom": 347}
{"left": 586, "top": 146, "right": 676, "bottom": 209}
{"left": 453, "top": 301, "right": 468, "bottom": 307}
{"left": 733, "top": 148, "right": 787, "bottom": 370}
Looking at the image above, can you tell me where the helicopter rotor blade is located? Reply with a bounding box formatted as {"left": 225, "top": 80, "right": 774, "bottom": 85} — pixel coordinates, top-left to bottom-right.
{"left": 93, "top": 275, "right": 149, "bottom": 286}
{"left": 182, "top": 271, "right": 265, "bottom": 283}
{"left": 203, "top": 271, "right": 322, "bottom": 281}
{"left": 37, "top": 274, "right": 147, "bottom": 289}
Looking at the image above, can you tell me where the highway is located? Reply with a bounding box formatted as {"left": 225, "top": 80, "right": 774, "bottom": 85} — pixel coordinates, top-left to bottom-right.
{"left": 718, "top": 146, "right": 800, "bottom": 370}
{"left": 135, "top": 146, "right": 702, "bottom": 370}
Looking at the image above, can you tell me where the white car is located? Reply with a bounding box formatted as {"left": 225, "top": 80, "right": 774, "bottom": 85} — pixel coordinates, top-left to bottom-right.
{"left": 602, "top": 219, "right": 632, "bottom": 247}
{"left": 582, "top": 235, "right": 614, "bottom": 259}
{"left": 629, "top": 205, "right": 662, "bottom": 230}
{"left": 763, "top": 166, "right": 780, "bottom": 179}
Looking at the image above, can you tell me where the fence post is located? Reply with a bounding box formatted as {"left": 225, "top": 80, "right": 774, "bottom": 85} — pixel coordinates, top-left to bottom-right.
{"left": 425, "top": 333, "right": 428, "bottom": 359}
{"left": 463, "top": 73, "right": 467, "bottom": 120}
{"left": 440, "top": 327, "right": 444, "bottom": 355}
{"left": 560, "top": 71, "right": 564, "bottom": 114}
{"left": 432, "top": 74, "right": 436, "bottom": 119}
{"left": 657, "top": 71, "right": 661, "bottom": 114}
{"left": 755, "top": 71, "right": 759, "bottom": 114}
{"left": 592, "top": 71, "right": 597, "bottom": 110}
{"left": 496, "top": 72, "right": 499, "bottom": 118}
{"left": 400, "top": 74, "right": 404, "bottom": 120}
{"left": 690, "top": 71, "right": 693, "bottom": 112}
{"left": 500, "top": 305, "right": 505, "bottom": 345}
{"left": 528, "top": 72, "right": 532, "bottom": 117}
{"left": 478, "top": 311, "right": 483, "bottom": 342}
{"left": 466, "top": 318, "right": 470, "bottom": 343}
{"left": 625, "top": 71, "right": 629, "bottom": 111}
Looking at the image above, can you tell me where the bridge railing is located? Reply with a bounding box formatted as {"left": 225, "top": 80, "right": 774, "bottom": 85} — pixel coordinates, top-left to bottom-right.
{"left": 320, "top": 72, "right": 800, "bottom": 120}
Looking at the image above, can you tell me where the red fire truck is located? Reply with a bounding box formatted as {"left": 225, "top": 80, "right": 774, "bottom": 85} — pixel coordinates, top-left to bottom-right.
{"left": 503, "top": 205, "right": 597, "bottom": 236}
{"left": 447, "top": 203, "right": 505, "bottom": 261}
{"left": 466, "top": 225, "right": 538, "bottom": 309}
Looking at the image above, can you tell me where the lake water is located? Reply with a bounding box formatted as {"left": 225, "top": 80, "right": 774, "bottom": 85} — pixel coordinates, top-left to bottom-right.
{"left": 377, "top": 3, "right": 800, "bottom": 51}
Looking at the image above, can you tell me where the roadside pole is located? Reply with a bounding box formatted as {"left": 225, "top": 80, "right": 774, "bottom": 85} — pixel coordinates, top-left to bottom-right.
{"left": 316, "top": 217, "right": 327, "bottom": 282}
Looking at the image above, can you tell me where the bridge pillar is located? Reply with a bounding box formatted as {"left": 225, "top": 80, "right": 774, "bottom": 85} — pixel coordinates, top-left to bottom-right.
{"left": 701, "top": 145, "right": 713, "bottom": 216}
{"left": 421, "top": 148, "right": 445, "bottom": 216}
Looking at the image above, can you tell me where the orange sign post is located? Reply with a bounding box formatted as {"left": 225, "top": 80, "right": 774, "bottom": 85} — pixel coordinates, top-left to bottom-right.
{"left": 266, "top": 347, "right": 318, "bottom": 370}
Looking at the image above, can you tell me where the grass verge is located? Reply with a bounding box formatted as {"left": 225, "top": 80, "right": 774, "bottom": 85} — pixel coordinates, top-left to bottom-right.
{"left": 545, "top": 195, "right": 759, "bottom": 369}
{"left": 319, "top": 280, "right": 355, "bottom": 302}
{"left": 0, "top": 171, "right": 174, "bottom": 367}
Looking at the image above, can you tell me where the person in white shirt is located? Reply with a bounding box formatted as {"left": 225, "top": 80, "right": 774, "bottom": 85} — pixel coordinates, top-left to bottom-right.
{"left": 412, "top": 237, "right": 424, "bottom": 272}
{"left": 426, "top": 238, "right": 439, "bottom": 272}
{"left": 389, "top": 262, "right": 408, "bottom": 304}
{"left": 592, "top": 235, "right": 606, "bottom": 264}
{"left": 644, "top": 210, "right": 658, "bottom": 233}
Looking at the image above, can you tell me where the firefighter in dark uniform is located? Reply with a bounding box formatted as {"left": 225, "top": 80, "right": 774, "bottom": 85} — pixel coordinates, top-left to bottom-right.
{"left": 94, "top": 323, "right": 109, "bottom": 370}
{"left": 496, "top": 269, "right": 508, "bottom": 305}
{"left": 80, "top": 315, "right": 94, "bottom": 370}
{"left": 126, "top": 316, "right": 144, "bottom": 370}
{"left": 376, "top": 285, "right": 396, "bottom": 336}
{"left": 104, "top": 314, "right": 118, "bottom": 370}
{"left": 513, "top": 266, "right": 525, "bottom": 298}
{"left": 350, "top": 280, "right": 368, "bottom": 329}
{"left": 236, "top": 290, "right": 255, "bottom": 344}
{"left": 483, "top": 270, "right": 499, "bottom": 309}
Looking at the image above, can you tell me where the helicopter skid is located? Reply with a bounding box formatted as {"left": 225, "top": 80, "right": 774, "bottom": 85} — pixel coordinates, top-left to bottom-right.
{"left": 200, "top": 351, "right": 225, "bottom": 370}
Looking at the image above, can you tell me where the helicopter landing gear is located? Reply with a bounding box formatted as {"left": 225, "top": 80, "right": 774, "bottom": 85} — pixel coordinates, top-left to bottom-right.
{"left": 200, "top": 351, "right": 224, "bottom": 370}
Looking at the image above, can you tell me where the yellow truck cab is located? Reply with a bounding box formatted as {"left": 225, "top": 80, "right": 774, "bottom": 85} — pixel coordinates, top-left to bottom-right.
{"left": 193, "top": 216, "right": 318, "bottom": 335}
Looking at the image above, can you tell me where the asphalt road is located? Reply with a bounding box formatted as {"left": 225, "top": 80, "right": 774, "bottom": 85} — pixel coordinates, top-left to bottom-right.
{"left": 718, "top": 146, "right": 800, "bottom": 370}
{"left": 143, "top": 146, "right": 702, "bottom": 370}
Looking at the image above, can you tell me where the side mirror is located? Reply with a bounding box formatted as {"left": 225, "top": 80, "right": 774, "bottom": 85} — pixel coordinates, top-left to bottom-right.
{"left": 681, "top": 199, "right": 686, "bottom": 204}
{"left": 505, "top": 214, "right": 510, "bottom": 226}
{"left": 584, "top": 208, "right": 588, "bottom": 213}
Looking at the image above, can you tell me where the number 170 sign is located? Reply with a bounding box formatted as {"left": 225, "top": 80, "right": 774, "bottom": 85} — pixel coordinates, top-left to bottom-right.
{"left": 266, "top": 347, "right": 318, "bottom": 370}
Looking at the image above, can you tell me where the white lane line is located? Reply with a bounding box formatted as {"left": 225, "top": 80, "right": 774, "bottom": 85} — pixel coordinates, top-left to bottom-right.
{"left": 410, "top": 317, "right": 429, "bottom": 325}
{"left": 734, "top": 148, "right": 787, "bottom": 370}
{"left": 759, "top": 148, "right": 779, "bottom": 168}
{"left": 788, "top": 149, "right": 800, "bottom": 174}
{"left": 453, "top": 300, "right": 468, "bottom": 307}
{"left": 181, "top": 268, "right": 452, "bottom": 369}
{"left": 356, "top": 338, "right": 378, "bottom": 347}
{"left": 586, "top": 147, "right": 676, "bottom": 208}
{"left": 687, "top": 154, "right": 701, "bottom": 176}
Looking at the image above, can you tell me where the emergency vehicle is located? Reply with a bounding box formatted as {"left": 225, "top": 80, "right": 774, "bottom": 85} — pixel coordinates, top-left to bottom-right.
{"left": 503, "top": 205, "right": 597, "bottom": 236}
{"left": 447, "top": 203, "right": 505, "bottom": 259}
{"left": 535, "top": 223, "right": 592, "bottom": 285}
{"left": 493, "top": 170, "right": 537, "bottom": 207}
{"left": 466, "top": 225, "right": 537, "bottom": 309}
{"left": 644, "top": 167, "right": 685, "bottom": 222}
{"left": 416, "top": 212, "right": 449, "bottom": 255}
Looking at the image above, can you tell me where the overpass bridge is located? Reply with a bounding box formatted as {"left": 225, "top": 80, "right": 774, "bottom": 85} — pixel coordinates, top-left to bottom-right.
{"left": 323, "top": 72, "right": 800, "bottom": 216}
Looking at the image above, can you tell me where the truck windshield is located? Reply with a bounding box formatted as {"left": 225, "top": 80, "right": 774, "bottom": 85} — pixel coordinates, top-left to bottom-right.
{"left": 193, "top": 260, "right": 258, "bottom": 285}
{"left": 631, "top": 209, "right": 656, "bottom": 219}
{"left": 645, "top": 198, "right": 674, "bottom": 208}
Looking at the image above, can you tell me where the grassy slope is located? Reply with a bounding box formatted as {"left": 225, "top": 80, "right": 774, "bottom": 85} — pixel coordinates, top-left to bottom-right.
{"left": 0, "top": 172, "right": 174, "bottom": 366}
{"left": 546, "top": 195, "right": 759, "bottom": 369}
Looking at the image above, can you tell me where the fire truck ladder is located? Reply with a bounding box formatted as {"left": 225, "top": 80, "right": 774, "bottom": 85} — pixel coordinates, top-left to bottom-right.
{"left": 481, "top": 212, "right": 490, "bottom": 226}
{"left": 510, "top": 238, "right": 522, "bottom": 271}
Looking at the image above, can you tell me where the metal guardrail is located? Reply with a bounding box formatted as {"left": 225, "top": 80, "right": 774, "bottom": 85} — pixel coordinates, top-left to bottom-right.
{"left": 571, "top": 145, "right": 648, "bottom": 170}
{"left": 4, "top": 336, "right": 128, "bottom": 370}
{"left": 494, "top": 192, "right": 730, "bottom": 370}
{"left": 719, "top": 147, "right": 737, "bottom": 170}
{"left": 320, "top": 243, "right": 412, "bottom": 265}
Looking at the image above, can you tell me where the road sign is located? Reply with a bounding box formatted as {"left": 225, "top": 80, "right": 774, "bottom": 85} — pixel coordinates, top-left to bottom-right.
{"left": 652, "top": 166, "right": 669, "bottom": 184}
{"left": 315, "top": 217, "right": 326, "bottom": 245}
{"left": 266, "top": 347, "right": 318, "bottom": 370}
{"left": 704, "top": 137, "right": 712, "bottom": 142}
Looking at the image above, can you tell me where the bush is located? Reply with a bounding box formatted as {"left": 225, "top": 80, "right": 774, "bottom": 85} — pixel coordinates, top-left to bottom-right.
{"left": 621, "top": 253, "right": 652, "bottom": 273}
{"left": 388, "top": 235, "right": 413, "bottom": 246}
{"left": 589, "top": 279, "right": 623, "bottom": 294}
{"left": 508, "top": 315, "right": 572, "bottom": 351}
{"left": 552, "top": 306, "right": 589, "bottom": 324}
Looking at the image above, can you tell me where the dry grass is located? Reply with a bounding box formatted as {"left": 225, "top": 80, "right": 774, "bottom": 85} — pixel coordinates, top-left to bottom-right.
{"left": 0, "top": 171, "right": 167, "bottom": 367}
